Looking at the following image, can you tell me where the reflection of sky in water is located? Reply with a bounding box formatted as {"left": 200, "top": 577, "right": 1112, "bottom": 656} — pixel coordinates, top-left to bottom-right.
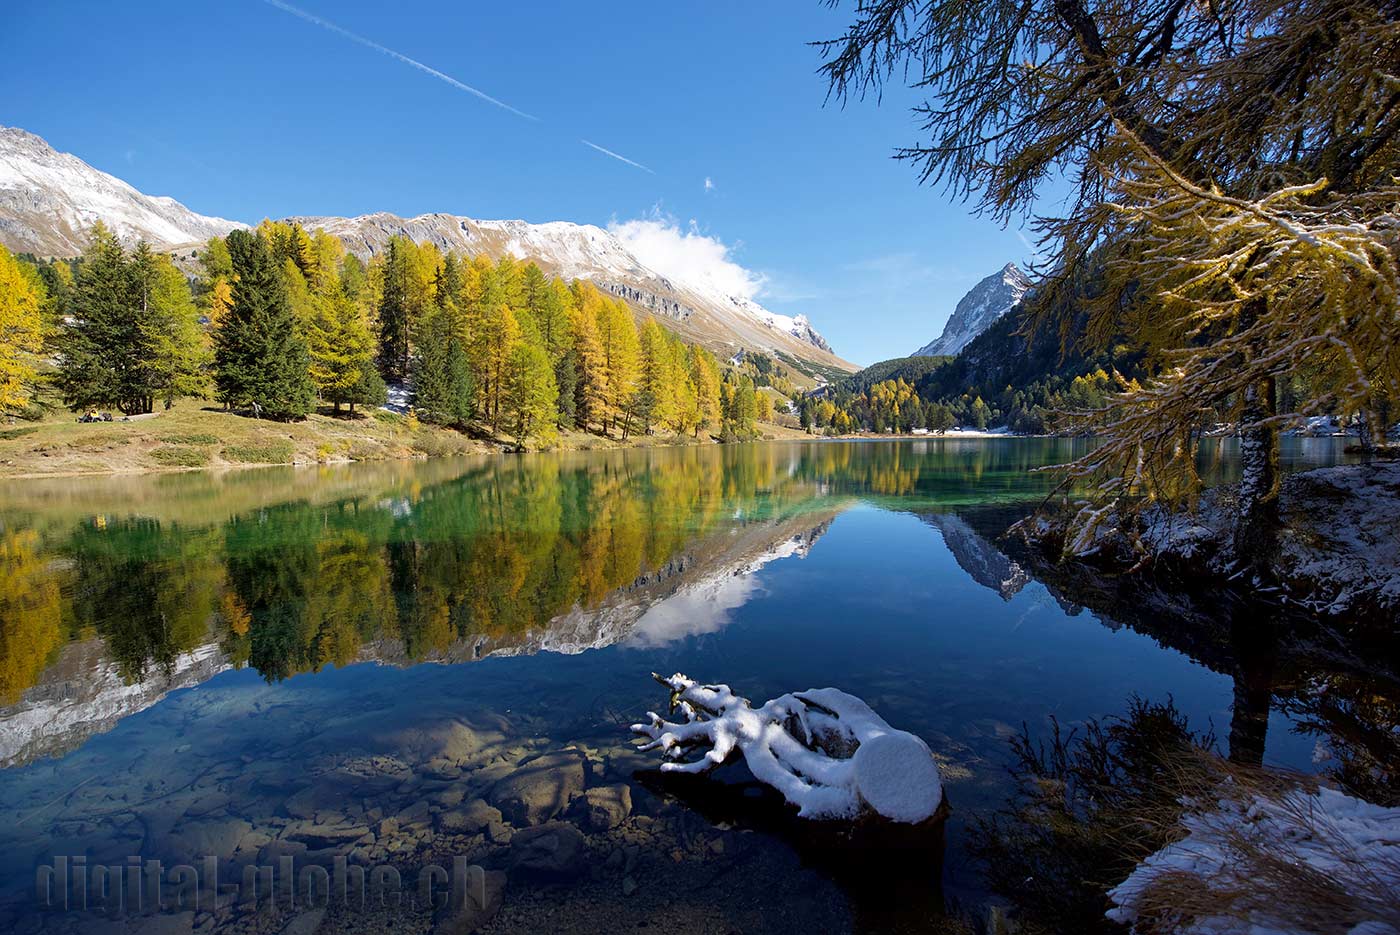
{"left": 0, "top": 437, "right": 1372, "bottom": 930}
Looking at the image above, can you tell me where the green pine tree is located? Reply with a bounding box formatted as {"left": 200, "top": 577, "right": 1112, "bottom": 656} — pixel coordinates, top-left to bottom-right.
{"left": 214, "top": 229, "right": 314, "bottom": 420}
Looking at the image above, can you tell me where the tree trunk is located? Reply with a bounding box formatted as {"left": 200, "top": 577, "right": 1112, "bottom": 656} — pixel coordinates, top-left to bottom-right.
{"left": 1234, "top": 375, "right": 1279, "bottom": 571}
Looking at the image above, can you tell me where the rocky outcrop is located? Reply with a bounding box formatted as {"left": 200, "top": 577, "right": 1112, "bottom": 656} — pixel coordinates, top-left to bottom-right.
{"left": 912, "top": 263, "right": 1030, "bottom": 358}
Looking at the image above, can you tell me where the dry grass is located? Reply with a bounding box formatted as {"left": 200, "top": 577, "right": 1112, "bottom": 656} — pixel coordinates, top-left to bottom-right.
{"left": 1120, "top": 761, "right": 1400, "bottom": 935}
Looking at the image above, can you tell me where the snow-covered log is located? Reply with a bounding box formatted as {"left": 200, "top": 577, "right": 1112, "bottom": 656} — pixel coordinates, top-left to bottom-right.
{"left": 630, "top": 672, "right": 943, "bottom": 824}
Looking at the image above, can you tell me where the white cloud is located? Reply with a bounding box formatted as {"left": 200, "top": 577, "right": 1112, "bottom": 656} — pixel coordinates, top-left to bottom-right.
{"left": 703, "top": 176, "right": 715, "bottom": 192}
{"left": 608, "top": 216, "right": 766, "bottom": 302}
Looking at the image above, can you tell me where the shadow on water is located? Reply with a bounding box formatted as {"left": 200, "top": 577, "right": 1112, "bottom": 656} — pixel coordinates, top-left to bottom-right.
{"left": 636, "top": 767, "right": 956, "bottom": 935}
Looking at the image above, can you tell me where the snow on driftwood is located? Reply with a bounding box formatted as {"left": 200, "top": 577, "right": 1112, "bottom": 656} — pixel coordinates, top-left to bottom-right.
{"left": 1108, "top": 783, "right": 1400, "bottom": 934}
{"left": 630, "top": 673, "right": 942, "bottom": 823}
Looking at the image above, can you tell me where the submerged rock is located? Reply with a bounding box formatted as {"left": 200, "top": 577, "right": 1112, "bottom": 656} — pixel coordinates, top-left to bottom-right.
{"left": 569, "top": 784, "right": 632, "bottom": 832}
{"left": 489, "top": 750, "right": 587, "bottom": 825}
{"left": 438, "top": 798, "right": 503, "bottom": 835}
{"left": 509, "top": 821, "right": 587, "bottom": 878}
{"left": 432, "top": 869, "right": 506, "bottom": 934}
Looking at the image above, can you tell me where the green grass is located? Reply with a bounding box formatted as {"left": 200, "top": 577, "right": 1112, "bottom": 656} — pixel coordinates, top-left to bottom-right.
{"left": 151, "top": 446, "right": 212, "bottom": 467}
{"left": 221, "top": 440, "right": 295, "bottom": 464}
{"left": 0, "top": 426, "right": 38, "bottom": 441}
{"left": 158, "top": 432, "right": 220, "bottom": 445}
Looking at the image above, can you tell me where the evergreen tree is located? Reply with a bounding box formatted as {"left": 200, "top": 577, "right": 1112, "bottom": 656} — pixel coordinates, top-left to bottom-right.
{"left": 56, "top": 231, "right": 202, "bottom": 414}
{"left": 377, "top": 236, "right": 412, "bottom": 382}
{"left": 346, "top": 358, "right": 387, "bottom": 415}
{"left": 214, "top": 229, "right": 313, "bottom": 420}
{"left": 0, "top": 245, "right": 46, "bottom": 416}
{"left": 414, "top": 308, "right": 474, "bottom": 427}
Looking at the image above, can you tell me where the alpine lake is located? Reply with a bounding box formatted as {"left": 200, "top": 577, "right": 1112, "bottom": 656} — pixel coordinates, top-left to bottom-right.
{"left": 0, "top": 437, "right": 1389, "bottom": 934}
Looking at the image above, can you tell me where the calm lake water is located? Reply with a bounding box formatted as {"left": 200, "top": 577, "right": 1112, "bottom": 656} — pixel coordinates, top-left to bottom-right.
{"left": 0, "top": 438, "right": 1384, "bottom": 934}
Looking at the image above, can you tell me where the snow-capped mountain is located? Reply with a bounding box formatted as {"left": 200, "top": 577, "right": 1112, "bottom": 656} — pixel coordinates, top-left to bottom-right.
{"left": 0, "top": 126, "right": 244, "bottom": 255}
{"left": 0, "top": 126, "right": 852, "bottom": 376}
{"left": 912, "top": 262, "right": 1031, "bottom": 358}
{"left": 288, "top": 212, "right": 846, "bottom": 370}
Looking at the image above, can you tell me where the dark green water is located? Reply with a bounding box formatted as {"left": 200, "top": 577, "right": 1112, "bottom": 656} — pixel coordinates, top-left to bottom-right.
{"left": 0, "top": 438, "right": 1382, "bottom": 933}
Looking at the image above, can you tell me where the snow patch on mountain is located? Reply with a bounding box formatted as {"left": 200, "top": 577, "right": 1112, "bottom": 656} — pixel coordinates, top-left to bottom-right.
{"left": 913, "top": 262, "right": 1031, "bottom": 358}
{"left": 0, "top": 125, "right": 244, "bottom": 255}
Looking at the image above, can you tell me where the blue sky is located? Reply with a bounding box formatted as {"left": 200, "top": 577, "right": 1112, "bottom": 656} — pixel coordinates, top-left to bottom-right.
{"left": 3, "top": 0, "right": 1034, "bottom": 366}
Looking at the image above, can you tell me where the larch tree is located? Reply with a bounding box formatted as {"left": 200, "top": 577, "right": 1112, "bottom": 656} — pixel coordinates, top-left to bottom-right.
{"left": 689, "top": 345, "right": 722, "bottom": 438}
{"left": 820, "top": 0, "right": 1400, "bottom": 566}
{"left": 595, "top": 297, "right": 640, "bottom": 437}
{"left": 472, "top": 303, "right": 522, "bottom": 433}
{"left": 133, "top": 247, "right": 209, "bottom": 408}
{"left": 0, "top": 245, "right": 46, "bottom": 417}
{"left": 637, "top": 318, "right": 677, "bottom": 435}
{"left": 569, "top": 285, "right": 608, "bottom": 431}
{"left": 307, "top": 291, "right": 376, "bottom": 413}
{"left": 502, "top": 341, "right": 559, "bottom": 450}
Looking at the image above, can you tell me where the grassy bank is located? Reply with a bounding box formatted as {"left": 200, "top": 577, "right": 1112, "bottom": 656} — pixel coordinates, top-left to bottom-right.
{"left": 0, "top": 401, "right": 810, "bottom": 478}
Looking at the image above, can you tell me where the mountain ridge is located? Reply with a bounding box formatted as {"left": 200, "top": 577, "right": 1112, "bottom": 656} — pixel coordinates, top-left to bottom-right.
{"left": 912, "top": 262, "right": 1031, "bottom": 358}
{"left": 0, "top": 126, "right": 853, "bottom": 377}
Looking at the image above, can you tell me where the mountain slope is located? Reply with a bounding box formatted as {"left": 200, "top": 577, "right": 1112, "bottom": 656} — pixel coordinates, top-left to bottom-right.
{"left": 0, "top": 126, "right": 854, "bottom": 377}
{"left": 287, "top": 212, "right": 851, "bottom": 376}
{"left": 912, "top": 262, "right": 1031, "bottom": 357}
{"left": 0, "top": 126, "right": 244, "bottom": 255}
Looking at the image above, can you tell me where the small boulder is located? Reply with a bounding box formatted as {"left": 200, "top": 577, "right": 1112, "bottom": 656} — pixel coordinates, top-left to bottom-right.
{"left": 508, "top": 822, "right": 586, "bottom": 878}
{"left": 489, "top": 750, "right": 586, "bottom": 826}
{"left": 439, "top": 798, "right": 503, "bottom": 835}
{"left": 568, "top": 784, "right": 632, "bottom": 832}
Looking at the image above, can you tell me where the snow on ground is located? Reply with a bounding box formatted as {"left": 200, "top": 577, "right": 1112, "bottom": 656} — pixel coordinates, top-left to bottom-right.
{"left": 1108, "top": 783, "right": 1400, "bottom": 934}
{"left": 1141, "top": 461, "right": 1400, "bottom": 617}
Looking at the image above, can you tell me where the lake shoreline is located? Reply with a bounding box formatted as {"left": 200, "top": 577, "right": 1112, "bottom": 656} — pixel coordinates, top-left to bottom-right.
{"left": 0, "top": 402, "right": 823, "bottom": 480}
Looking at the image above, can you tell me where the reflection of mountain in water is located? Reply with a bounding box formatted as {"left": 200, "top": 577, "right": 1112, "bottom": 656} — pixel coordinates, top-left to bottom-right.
{"left": 919, "top": 513, "right": 1030, "bottom": 600}
{"left": 0, "top": 641, "right": 229, "bottom": 769}
{"left": 0, "top": 505, "right": 838, "bottom": 770}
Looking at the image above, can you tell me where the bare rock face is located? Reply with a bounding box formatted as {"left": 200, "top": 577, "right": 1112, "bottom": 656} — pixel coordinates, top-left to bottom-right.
{"left": 912, "top": 263, "right": 1031, "bottom": 358}
{"left": 489, "top": 750, "right": 588, "bottom": 826}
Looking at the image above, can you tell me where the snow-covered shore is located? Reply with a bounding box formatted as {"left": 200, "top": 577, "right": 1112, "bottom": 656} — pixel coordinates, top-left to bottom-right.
{"left": 1108, "top": 783, "right": 1400, "bottom": 934}
{"left": 1025, "top": 461, "right": 1400, "bottom": 625}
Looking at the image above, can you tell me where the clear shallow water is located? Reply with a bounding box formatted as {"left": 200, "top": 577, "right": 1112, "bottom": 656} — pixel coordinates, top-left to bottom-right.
{"left": 0, "top": 438, "right": 1382, "bottom": 933}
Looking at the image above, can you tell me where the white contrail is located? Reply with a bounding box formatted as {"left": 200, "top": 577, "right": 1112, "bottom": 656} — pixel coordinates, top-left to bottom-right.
{"left": 580, "top": 139, "right": 654, "bottom": 174}
{"left": 261, "top": 0, "right": 537, "bottom": 121}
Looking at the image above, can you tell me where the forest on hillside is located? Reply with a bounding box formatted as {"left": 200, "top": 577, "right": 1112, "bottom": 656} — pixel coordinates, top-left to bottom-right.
{"left": 0, "top": 221, "right": 789, "bottom": 448}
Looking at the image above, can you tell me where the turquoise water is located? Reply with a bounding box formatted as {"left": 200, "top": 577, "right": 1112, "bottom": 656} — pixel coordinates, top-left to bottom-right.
{"left": 0, "top": 437, "right": 1379, "bottom": 933}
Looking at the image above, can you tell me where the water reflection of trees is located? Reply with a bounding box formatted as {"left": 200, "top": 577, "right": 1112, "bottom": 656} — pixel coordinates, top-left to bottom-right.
{"left": 0, "top": 441, "right": 1093, "bottom": 694}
